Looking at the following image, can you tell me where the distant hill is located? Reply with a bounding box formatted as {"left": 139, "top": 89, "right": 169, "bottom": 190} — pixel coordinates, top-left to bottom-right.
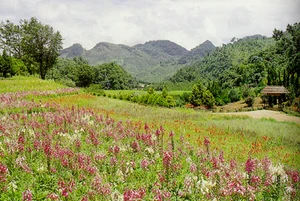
{"left": 60, "top": 40, "right": 215, "bottom": 83}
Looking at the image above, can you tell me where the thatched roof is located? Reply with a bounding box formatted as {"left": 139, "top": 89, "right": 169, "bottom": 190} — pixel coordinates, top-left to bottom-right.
{"left": 261, "top": 86, "right": 289, "bottom": 95}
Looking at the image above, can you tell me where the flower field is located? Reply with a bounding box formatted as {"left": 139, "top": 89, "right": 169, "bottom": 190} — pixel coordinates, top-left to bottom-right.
{"left": 0, "top": 78, "right": 299, "bottom": 200}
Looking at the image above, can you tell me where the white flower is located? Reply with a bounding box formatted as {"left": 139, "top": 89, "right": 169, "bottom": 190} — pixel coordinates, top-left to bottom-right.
{"left": 199, "top": 179, "right": 216, "bottom": 195}
{"left": 8, "top": 181, "right": 17, "bottom": 192}
{"left": 28, "top": 129, "right": 35, "bottom": 137}
{"left": 151, "top": 134, "right": 157, "bottom": 141}
{"left": 269, "top": 163, "right": 288, "bottom": 183}
{"left": 37, "top": 165, "right": 46, "bottom": 173}
{"left": 111, "top": 190, "right": 124, "bottom": 201}
{"left": 145, "top": 147, "right": 154, "bottom": 155}
{"left": 116, "top": 169, "right": 124, "bottom": 182}
{"left": 186, "top": 157, "right": 192, "bottom": 164}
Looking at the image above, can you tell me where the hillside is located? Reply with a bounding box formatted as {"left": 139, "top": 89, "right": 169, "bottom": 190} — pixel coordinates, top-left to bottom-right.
{"left": 60, "top": 40, "right": 215, "bottom": 83}
{"left": 170, "top": 35, "right": 275, "bottom": 87}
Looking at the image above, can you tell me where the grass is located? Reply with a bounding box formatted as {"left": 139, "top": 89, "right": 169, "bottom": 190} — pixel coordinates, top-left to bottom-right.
{"left": 0, "top": 76, "right": 66, "bottom": 93}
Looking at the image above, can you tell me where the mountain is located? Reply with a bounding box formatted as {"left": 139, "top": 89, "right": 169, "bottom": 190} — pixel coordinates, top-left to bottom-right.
{"left": 60, "top": 43, "right": 85, "bottom": 58}
{"left": 60, "top": 40, "right": 215, "bottom": 83}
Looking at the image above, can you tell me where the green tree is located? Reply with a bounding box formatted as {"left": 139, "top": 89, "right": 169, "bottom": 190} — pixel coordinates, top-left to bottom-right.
{"left": 273, "top": 22, "right": 300, "bottom": 96}
{"left": 190, "top": 82, "right": 205, "bottom": 106}
{"left": 21, "top": 18, "right": 62, "bottom": 79}
{"left": 93, "top": 62, "right": 137, "bottom": 89}
{"left": 0, "top": 20, "right": 23, "bottom": 58}
{"left": 0, "top": 49, "right": 11, "bottom": 77}
{"left": 74, "top": 58, "right": 94, "bottom": 87}
{"left": 0, "top": 18, "right": 62, "bottom": 79}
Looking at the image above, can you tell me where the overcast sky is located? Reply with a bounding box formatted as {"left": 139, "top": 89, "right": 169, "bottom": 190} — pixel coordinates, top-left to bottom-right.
{"left": 1, "top": 0, "right": 299, "bottom": 50}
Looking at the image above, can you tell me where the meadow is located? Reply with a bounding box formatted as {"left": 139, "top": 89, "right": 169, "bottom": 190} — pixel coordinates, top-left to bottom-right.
{"left": 0, "top": 77, "right": 299, "bottom": 200}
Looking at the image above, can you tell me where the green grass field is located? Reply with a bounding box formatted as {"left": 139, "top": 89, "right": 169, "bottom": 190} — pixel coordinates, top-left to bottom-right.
{"left": 0, "top": 76, "right": 66, "bottom": 93}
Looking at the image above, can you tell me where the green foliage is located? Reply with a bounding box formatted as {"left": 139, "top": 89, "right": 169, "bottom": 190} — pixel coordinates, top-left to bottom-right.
{"left": 273, "top": 22, "right": 300, "bottom": 96}
{"left": 162, "top": 87, "right": 168, "bottom": 98}
{"left": 93, "top": 62, "right": 137, "bottom": 90}
{"left": 245, "top": 96, "right": 255, "bottom": 107}
{"left": 84, "top": 84, "right": 104, "bottom": 96}
{"left": 74, "top": 58, "right": 94, "bottom": 87}
{"left": 147, "top": 87, "right": 155, "bottom": 95}
{"left": 228, "top": 88, "right": 241, "bottom": 102}
{"left": 190, "top": 82, "right": 215, "bottom": 107}
{"left": 0, "top": 49, "right": 12, "bottom": 77}
{"left": 0, "top": 17, "right": 62, "bottom": 79}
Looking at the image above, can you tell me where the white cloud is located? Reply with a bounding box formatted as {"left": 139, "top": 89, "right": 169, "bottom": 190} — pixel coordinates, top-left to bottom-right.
{"left": 0, "top": 0, "right": 299, "bottom": 50}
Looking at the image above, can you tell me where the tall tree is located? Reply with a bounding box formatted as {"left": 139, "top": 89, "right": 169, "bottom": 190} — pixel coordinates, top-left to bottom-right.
{"left": 0, "top": 20, "right": 23, "bottom": 58}
{"left": 0, "top": 49, "right": 11, "bottom": 77}
{"left": 20, "top": 18, "right": 62, "bottom": 79}
{"left": 0, "top": 17, "right": 62, "bottom": 79}
{"left": 273, "top": 22, "right": 300, "bottom": 95}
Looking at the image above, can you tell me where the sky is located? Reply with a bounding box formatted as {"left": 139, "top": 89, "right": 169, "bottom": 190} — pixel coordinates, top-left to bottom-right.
{"left": 0, "top": 0, "right": 299, "bottom": 50}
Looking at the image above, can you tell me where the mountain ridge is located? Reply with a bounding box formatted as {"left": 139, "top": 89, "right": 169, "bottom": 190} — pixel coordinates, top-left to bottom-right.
{"left": 60, "top": 39, "right": 216, "bottom": 82}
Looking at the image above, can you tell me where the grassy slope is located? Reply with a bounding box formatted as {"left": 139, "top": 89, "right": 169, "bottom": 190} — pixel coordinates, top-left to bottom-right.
{"left": 0, "top": 76, "right": 66, "bottom": 93}
{"left": 1, "top": 77, "right": 299, "bottom": 169}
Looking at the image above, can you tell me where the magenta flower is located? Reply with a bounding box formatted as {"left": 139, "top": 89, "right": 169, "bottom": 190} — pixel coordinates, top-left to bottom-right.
{"left": 204, "top": 137, "right": 210, "bottom": 146}
{"left": 163, "top": 151, "right": 173, "bottom": 168}
{"left": 245, "top": 158, "right": 256, "bottom": 175}
{"left": 22, "top": 189, "right": 33, "bottom": 201}
{"left": 0, "top": 164, "right": 8, "bottom": 183}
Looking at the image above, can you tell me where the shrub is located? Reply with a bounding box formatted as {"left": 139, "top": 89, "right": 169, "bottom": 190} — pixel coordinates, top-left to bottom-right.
{"left": 84, "top": 84, "right": 104, "bottom": 96}
{"left": 229, "top": 88, "right": 241, "bottom": 102}
{"left": 245, "top": 96, "right": 255, "bottom": 107}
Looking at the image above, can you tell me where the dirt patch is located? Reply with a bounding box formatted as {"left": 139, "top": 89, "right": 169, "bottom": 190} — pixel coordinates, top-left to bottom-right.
{"left": 218, "top": 110, "right": 300, "bottom": 124}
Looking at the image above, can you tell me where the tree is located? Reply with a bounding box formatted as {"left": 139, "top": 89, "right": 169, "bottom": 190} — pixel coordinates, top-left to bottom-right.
{"left": 74, "top": 58, "right": 94, "bottom": 87}
{"left": 93, "top": 62, "right": 137, "bottom": 90}
{"left": 20, "top": 18, "right": 62, "bottom": 79}
{"left": 273, "top": 22, "right": 300, "bottom": 96}
{"left": 0, "top": 20, "right": 23, "bottom": 58}
{"left": 0, "top": 17, "right": 62, "bottom": 79}
{"left": 0, "top": 49, "right": 11, "bottom": 77}
{"left": 190, "top": 82, "right": 215, "bottom": 107}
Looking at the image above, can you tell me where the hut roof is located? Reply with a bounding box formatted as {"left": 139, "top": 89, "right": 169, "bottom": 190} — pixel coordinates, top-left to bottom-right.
{"left": 261, "top": 86, "right": 289, "bottom": 95}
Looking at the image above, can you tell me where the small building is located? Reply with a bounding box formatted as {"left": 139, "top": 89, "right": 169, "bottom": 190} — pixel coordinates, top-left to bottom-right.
{"left": 261, "top": 86, "right": 289, "bottom": 108}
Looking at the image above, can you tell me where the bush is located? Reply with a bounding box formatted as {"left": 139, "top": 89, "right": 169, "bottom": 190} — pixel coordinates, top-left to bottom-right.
{"left": 84, "top": 84, "right": 104, "bottom": 96}
{"left": 245, "top": 96, "right": 255, "bottom": 107}
{"left": 59, "top": 78, "right": 76, "bottom": 87}
{"left": 229, "top": 88, "right": 241, "bottom": 102}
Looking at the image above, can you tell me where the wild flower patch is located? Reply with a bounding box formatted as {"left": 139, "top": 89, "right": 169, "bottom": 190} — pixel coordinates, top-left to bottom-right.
{"left": 0, "top": 89, "right": 299, "bottom": 200}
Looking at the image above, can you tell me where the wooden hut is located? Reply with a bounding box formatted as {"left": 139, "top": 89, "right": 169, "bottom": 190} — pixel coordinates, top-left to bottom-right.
{"left": 261, "top": 86, "right": 289, "bottom": 108}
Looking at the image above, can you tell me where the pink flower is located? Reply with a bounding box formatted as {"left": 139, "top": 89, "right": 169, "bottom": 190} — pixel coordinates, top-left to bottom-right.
{"left": 46, "top": 193, "right": 59, "bottom": 200}
{"left": 204, "top": 137, "right": 210, "bottom": 146}
{"left": 190, "top": 163, "right": 197, "bottom": 173}
{"left": 131, "top": 141, "right": 140, "bottom": 152}
{"left": 22, "top": 189, "right": 32, "bottom": 201}
{"left": 0, "top": 164, "right": 8, "bottom": 182}
{"left": 110, "top": 157, "right": 117, "bottom": 166}
{"left": 124, "top": 188, "right": 146, "bottom": 201}
{"left": 163, "top": 151, "right": 173, "bottom": 167}
{"left": 141, "top": 159, "right": 150, "bottom": 170}
{"left": 245, "top": 158, "right": 256, "bottom": 175}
